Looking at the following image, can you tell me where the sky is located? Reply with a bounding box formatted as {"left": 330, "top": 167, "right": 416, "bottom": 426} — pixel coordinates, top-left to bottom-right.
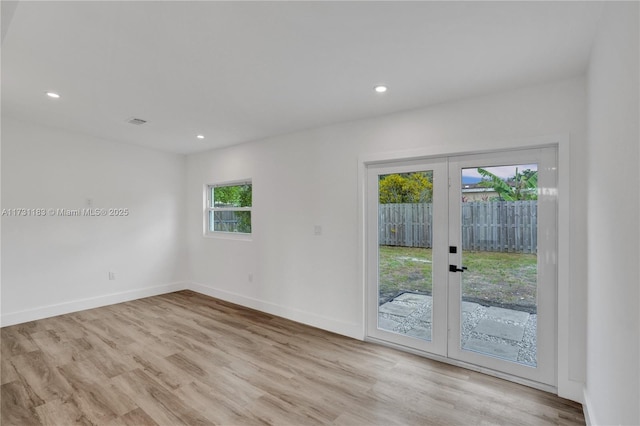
{"left": 461, "top": 164, "right": 537, "bottom": 184}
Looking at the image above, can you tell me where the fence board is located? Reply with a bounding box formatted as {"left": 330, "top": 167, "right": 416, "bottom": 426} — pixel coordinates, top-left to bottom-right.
{"left": 379, "top": 201, "right": 537, "bottom": 253}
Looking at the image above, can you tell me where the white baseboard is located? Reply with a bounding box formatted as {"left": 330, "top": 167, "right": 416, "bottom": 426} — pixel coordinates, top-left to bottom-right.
{"left": 1, "top": 282, "right": 188, "bottom": 327}
{"left": 189, "top": 281, "right": 363, "bottom": 340}
{"left": 582, "top": 388, "right": 597, "bottom": 426}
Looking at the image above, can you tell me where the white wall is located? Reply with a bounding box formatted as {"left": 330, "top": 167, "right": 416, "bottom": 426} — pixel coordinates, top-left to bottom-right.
{"left": 187, "top": 77, "right": 588, "bottom": 400}
{"left": 585, "top": 2, "right": 639, "bottom": 425}
{"left": 1, "top": 116, "right": 188, "bottom": 325}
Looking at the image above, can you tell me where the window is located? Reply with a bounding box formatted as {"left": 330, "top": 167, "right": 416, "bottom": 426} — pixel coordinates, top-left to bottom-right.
{"left": 206, "top": 181, "right": 252, "bottom": 234}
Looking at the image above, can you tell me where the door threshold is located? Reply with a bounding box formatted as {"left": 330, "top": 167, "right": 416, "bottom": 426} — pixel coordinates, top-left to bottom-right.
{"left": 365, "top": 335, "right": 557, "bottom": 394}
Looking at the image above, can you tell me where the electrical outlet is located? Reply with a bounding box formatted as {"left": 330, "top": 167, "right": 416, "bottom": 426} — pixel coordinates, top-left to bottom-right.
{"left": 108, "top": 271, "right": 116, "bottom": 280}
{"left": 314, "top": 225, "right": 322, "bottom": 236}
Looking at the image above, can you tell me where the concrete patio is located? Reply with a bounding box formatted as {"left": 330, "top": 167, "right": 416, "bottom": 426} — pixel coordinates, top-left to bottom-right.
{"left": 378, "top": 292, "right": 537, "bottom": 367}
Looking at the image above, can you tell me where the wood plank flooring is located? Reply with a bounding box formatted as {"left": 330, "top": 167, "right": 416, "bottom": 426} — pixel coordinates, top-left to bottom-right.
{"left": 1, "top": 290, "right": 585, "bottom": 425}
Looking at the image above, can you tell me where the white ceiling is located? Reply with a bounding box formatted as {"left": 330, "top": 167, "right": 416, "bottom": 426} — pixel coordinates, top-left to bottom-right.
{"left": 2, "top": 1, "right": 604, "bottom": 154}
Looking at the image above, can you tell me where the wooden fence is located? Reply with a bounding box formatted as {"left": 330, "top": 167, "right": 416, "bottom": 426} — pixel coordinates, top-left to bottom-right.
{"left": 379, "top": 201, "right": 537, "bottom": 253}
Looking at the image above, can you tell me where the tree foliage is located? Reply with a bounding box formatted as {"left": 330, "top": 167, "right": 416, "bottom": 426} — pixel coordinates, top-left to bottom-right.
{"left": 477, "top": 167, "right": 537, "bottom": 201}
{"left": 213, "top": 183, "right": 252, "bottom": 207}
{"left": 379, "top": 172, "right": 433, "bottom": 203}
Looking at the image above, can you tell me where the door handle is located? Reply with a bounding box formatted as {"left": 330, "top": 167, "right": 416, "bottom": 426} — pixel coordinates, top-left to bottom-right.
{"left": 449, "top": 265, "right": 468, "bottom": 273}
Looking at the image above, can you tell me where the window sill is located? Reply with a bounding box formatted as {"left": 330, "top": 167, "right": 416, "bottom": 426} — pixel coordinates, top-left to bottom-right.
{"left": 203, "top": 231, "right": 253, "bottom": 241}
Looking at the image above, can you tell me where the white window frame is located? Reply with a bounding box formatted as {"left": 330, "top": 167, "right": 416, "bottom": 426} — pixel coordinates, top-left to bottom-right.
{"left": 204, "top": 179, "right": 252, "bottom": 238}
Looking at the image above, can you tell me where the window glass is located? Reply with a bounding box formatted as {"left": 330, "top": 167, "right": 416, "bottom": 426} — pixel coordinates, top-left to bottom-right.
{"left": 207, "top": 181, "right": 252, "bottom": 234}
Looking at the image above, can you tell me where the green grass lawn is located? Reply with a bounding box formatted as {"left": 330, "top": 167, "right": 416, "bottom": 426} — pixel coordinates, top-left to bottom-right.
{"left": 378, "top": 245, "right": 537, "bottom": 310}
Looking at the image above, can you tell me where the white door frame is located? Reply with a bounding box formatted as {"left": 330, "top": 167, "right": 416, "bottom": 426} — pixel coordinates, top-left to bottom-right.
{"left": 361, "top": 143, "right": 561, "bottom": 392}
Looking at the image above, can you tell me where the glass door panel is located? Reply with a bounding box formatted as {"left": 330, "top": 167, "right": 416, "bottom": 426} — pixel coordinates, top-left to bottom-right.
{"left": 447, "top": 148, "right": 556, "bottom": 387}
{"left": 377, "top": 171, "right": 434, "bottom": 341}
{"left": 459, "top": 164, "right": 539, "bottom": 367}
{"left": 366, "top": 159, "right": 448, "bottom": 356}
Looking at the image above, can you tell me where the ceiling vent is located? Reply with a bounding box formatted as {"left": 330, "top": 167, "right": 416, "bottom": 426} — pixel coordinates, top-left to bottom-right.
{"left": 126, "top": 117, "right": 147, "bottom": 125}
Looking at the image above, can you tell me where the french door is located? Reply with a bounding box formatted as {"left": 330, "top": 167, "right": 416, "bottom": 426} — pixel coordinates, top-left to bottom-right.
{"left": 366, "top": 147, "right": 557, "bottom": 387}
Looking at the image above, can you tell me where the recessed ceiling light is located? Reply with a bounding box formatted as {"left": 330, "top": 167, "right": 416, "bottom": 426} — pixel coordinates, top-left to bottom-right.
{"left": 374, "top": 85, "right": 388, "bottom": 93}
{"left": 196, "top": 135, "right": 205, "bottom": 140}
{"left": 46, "top": 91, "right": 61, "bottom": 99}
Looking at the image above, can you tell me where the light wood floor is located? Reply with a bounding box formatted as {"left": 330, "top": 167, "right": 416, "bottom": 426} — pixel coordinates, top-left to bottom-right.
{"left": 1, "top": 290, "right": 584, "bottom": 425}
